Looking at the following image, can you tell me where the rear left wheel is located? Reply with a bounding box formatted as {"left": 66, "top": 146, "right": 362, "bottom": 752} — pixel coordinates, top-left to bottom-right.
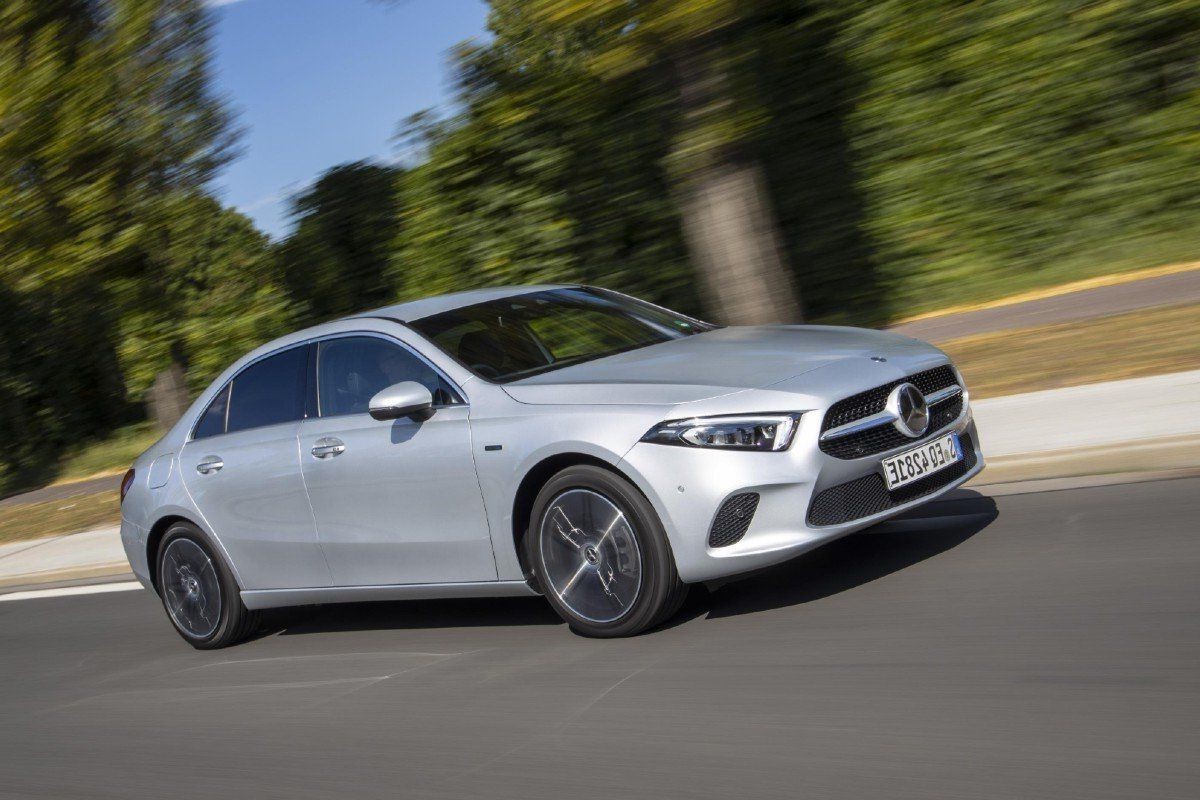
{"left": 156, "top": 522, "right": 259, "bottom": 649}
{"left": 527, "top": 465, "right": 685, "bottom": 637}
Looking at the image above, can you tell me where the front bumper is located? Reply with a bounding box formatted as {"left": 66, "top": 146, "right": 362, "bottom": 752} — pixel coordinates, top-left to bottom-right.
{"left": 621, "top": 408, "right": 983, "bottom": 584}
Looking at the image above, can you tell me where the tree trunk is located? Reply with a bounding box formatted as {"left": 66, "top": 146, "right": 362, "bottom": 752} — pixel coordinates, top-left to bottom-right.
{"left": 677, "top": 161, "right": 802, "bottom": 325}
{"left": 150, "top": 361, "right": 189, "bottom": 432}
{"left": 671, "top": 42, "right": 803, "bottom": 326}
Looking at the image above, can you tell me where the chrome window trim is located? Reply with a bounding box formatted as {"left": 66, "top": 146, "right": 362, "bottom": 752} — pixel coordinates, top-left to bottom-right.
{"left": 186, "top": 340, "right": 314, "bottom": 443}
{"left": 310, "top": 330, "right": 468, "bottom": 420}
{"left": 186, "top": 329, "right": 470, "bottom": 443}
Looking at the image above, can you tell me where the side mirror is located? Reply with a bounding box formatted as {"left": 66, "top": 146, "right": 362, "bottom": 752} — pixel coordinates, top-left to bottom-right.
{"left": 368, "top": 381, "right": 433, "bottom": 421}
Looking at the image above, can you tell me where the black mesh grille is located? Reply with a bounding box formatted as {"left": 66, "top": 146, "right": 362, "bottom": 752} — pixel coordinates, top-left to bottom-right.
{"left": 807, "top": 432, "right": 977, "bottom": 527}
{"left": 708, "top": 493, "right": 760, "bottom": 548}
{"left": 928, "top": 394, "right": 963, "bottom": 432}
{"left": 819, "top": 365, "right": 959, "bottom": 459}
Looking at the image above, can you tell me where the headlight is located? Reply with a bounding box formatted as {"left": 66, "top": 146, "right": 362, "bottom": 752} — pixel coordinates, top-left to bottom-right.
{"left": 640, "top": 413, "right": 802, "bottom": 451}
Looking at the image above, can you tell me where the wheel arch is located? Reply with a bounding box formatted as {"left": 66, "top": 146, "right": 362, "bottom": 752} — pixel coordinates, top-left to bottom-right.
{"left": 510, "top": 452, "right": 652, "bottom": 584}
{"left": 145, "top": 513, "right": 236, "bottom": 593}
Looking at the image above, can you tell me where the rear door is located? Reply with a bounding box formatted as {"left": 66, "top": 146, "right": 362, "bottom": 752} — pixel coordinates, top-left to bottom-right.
{"left": 298, "top": 334, "right": 496, "bottom": 586}
{"left": 180, "top": 344, "right": 331, "bottom": 591}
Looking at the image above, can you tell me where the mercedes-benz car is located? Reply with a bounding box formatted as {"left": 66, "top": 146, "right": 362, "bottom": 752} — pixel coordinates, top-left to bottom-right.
{"left": 120, "top": 285, "right": 984, "bottom": 647}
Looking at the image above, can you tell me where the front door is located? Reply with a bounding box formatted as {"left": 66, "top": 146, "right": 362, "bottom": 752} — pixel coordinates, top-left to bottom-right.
{"left": 298, "top": 335, "right": 496, "bottom": 586}
{"left": 180, "top": 344, "right": 331, "bottom": 591}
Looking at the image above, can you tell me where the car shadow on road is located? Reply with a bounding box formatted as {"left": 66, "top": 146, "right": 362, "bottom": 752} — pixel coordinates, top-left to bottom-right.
{"left": 270, "top": 594, "right": 563, "bottom": 638}
{"left": 665, "top": 490, "right": 999, "bottom": 627}
{"left": 265, "top": 490, "right": 996, "bottom": 640}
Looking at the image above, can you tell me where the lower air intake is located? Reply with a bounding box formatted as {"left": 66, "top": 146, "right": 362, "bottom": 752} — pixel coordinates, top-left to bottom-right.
{"left": 708, "top": 493, "right": 760, "bottom": 548}
{"left": 807, "top": 432, "right": 977, "bottom": 527}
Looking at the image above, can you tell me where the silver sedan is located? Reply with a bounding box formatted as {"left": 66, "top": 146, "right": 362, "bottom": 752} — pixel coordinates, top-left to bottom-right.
{"left": 119, "top": 285, "right": 984, "bottom": 647}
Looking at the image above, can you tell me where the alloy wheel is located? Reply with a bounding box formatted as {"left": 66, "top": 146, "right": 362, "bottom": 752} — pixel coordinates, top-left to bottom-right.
{"left": 538, "top": 489, "right": 642, "bottom": 623}
{"left": 161, "top": 538, "right": 222, "bottom": 639}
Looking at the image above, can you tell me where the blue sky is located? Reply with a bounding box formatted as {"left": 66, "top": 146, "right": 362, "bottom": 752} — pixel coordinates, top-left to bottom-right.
{"left": 207, "top": 0, "right": 489, "bottom": 237}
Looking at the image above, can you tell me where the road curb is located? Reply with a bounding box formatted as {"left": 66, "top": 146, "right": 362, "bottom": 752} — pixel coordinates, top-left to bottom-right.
{"left": 968, "top": 434, "right": 1200, "bottom": 486}
{"left": 0, "top": 569, "right": 137, "bottom": 596}
{"left": 0, "top": 564, "right": 134, "bottom": 594}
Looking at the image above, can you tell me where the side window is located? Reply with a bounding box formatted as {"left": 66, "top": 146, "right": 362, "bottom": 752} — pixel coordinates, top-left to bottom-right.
{"left": 193, "top": 383, "right": 230, "bottom": 440}
{"left": 318, "top": 337, "right": 459, "bottom": 417}
{"left": 226, "top": 346, "right": 311, "bottom": 434}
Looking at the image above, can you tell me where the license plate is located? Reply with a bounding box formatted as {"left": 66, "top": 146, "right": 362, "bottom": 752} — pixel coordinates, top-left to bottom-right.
{"left": 881, "top": 432, "right": 962, "bottom": 491}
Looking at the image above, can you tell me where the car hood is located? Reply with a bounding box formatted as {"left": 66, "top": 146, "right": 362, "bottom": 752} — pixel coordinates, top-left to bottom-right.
{"left": 501, "top": 325, "right": 939, "bottom": 405}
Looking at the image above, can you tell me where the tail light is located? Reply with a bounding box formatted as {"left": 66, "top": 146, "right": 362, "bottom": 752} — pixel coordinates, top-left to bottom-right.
{"left": 119, "top": 469, "right": 136, "bottom": 504}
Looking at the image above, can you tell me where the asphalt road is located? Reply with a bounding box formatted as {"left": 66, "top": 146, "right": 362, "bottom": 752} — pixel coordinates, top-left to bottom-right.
{"left": 889, "top": 267, "right": 1200, "bottom": 341}
{"left": 2, "top": 477, "right": 1197, "bottom": 800}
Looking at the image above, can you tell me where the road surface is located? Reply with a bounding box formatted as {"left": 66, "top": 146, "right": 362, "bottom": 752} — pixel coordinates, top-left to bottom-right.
{"left": 1, "top": 476, "right": 1197, "bottom": 799}
{"left": 889, "top": 267, "right": 1200, "bottom": 341}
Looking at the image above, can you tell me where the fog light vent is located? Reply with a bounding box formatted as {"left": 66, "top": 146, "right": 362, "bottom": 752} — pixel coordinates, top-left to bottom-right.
{"left": 708, "top": 493, "right": 760, "bottom": 548}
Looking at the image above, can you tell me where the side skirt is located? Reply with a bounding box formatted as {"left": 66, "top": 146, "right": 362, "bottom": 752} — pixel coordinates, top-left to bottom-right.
{"left": 241, "top": 580, "right": 539, "bottom": 611}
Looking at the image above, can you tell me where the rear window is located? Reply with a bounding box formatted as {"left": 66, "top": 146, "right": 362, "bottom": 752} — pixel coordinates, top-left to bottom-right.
{"left": 192, "top": 384, "right": 230, "bottom": 440}
{"left": 226, "top": 346, "right": 311, "bottom": 434}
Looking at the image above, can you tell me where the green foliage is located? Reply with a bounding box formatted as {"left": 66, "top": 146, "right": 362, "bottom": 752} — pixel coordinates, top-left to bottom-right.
{"left": 391, "top": 2, "right": 702, "bottom": 316}
{"left": 391, "top": 0, "right": 1200, "bottom": 323}
{"left": 0, "top": 0, "right": 260, "bottom": 490}
{"left": 277, "top": 161, "right": 402, "bottom": 324}
{"left": 56, "top": 421, "right": 161, "bottom": 483}
{"left": 113, "top": 194, "right": 294, "bottom": 397}
{"left": 834, "top": 0, "right": 1200, "bottom": 312}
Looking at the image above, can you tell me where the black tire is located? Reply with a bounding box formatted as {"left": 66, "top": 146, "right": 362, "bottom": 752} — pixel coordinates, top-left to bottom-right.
{"left": 156, "top": 522, "right": 259, "bottom": 649}
{"left": 525, "top": 465, "right": 685, "bottom": 637}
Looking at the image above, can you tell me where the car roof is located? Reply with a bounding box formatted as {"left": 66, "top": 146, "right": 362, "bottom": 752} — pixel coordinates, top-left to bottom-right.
{"left": 347, "top": 284, "right": 575, "bottom": 323}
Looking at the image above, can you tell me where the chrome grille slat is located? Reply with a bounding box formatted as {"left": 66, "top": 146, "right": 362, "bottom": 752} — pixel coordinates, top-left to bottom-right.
{"left": 818, "top": 365, "right": 960, "bottom": 459}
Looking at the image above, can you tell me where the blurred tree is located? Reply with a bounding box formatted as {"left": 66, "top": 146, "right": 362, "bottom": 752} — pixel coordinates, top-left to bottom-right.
{"left": 833, "top": 0, "right": 1200, "bottom": 310}
{"left": 390, "top": 4, "right": 704, "bottom": 317}
{"left": 112, "top": 194, "right": 293, "bottom": 426}
{"left": 0, "top": 0, "right": 242, "bottom": 483}
{"left": 523, "top": 0, "right": 803, "bottom": 325}
{"left": 276, "top": 161, "right": 402, "bottom": 323}
{"left": 392, "top": 0, "right": 1200, "bottom": 324}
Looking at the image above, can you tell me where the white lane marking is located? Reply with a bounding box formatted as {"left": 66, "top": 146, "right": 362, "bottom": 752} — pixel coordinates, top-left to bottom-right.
{"left": 186, "top": 651, "right": 470, "bottom": 670}
{"left": 0, "top": 581, "right": 143, "bottom": 603}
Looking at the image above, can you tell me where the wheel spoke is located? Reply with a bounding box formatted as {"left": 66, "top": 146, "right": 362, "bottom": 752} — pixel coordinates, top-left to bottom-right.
{"left": 549, "top": 507, "right": 583, "bottom": 550}
{"left": 593, "top": 510, "right": 626, "bottom": 550}
{"left": 597, "top": 566, "right": 620, "bottom": 600}
{"left": 558, "top": 559, "right": 591, "bottom": 597}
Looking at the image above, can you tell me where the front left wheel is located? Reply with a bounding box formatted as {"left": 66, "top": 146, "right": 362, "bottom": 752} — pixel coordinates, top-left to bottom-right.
{"left": 526, "top": 465, "right": 686, "bottom": 637}
{"left": 156, "top": 522, "right": 259, "bottom": 649}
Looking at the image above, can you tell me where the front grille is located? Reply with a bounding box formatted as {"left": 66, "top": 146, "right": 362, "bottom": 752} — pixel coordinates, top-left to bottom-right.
{"left": 708, "top": 493, "right": 760, "bottom": 548}
{"left": 819, "top": 365, "right": 960, "bottom": 459}
{"left": 807, "top": 432, "right": 977, "bottom": 527}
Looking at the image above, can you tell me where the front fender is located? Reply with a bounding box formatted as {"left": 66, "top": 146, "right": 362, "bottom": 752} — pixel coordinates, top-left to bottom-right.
{"left": 468, "top": 399, "right": 669, "bottom": 581}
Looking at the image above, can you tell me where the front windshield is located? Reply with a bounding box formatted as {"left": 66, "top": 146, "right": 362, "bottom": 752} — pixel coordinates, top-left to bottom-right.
{"left": 409, "top": 287, "right": 717, "bottom": 383}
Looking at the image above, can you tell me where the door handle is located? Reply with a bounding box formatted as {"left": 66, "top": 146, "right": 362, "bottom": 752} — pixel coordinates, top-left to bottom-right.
{"left": 311, "top": 437, "right": 346, "bottom": 459}
{"left": 196, "top": 456, "right": 224, "bottom": 475}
